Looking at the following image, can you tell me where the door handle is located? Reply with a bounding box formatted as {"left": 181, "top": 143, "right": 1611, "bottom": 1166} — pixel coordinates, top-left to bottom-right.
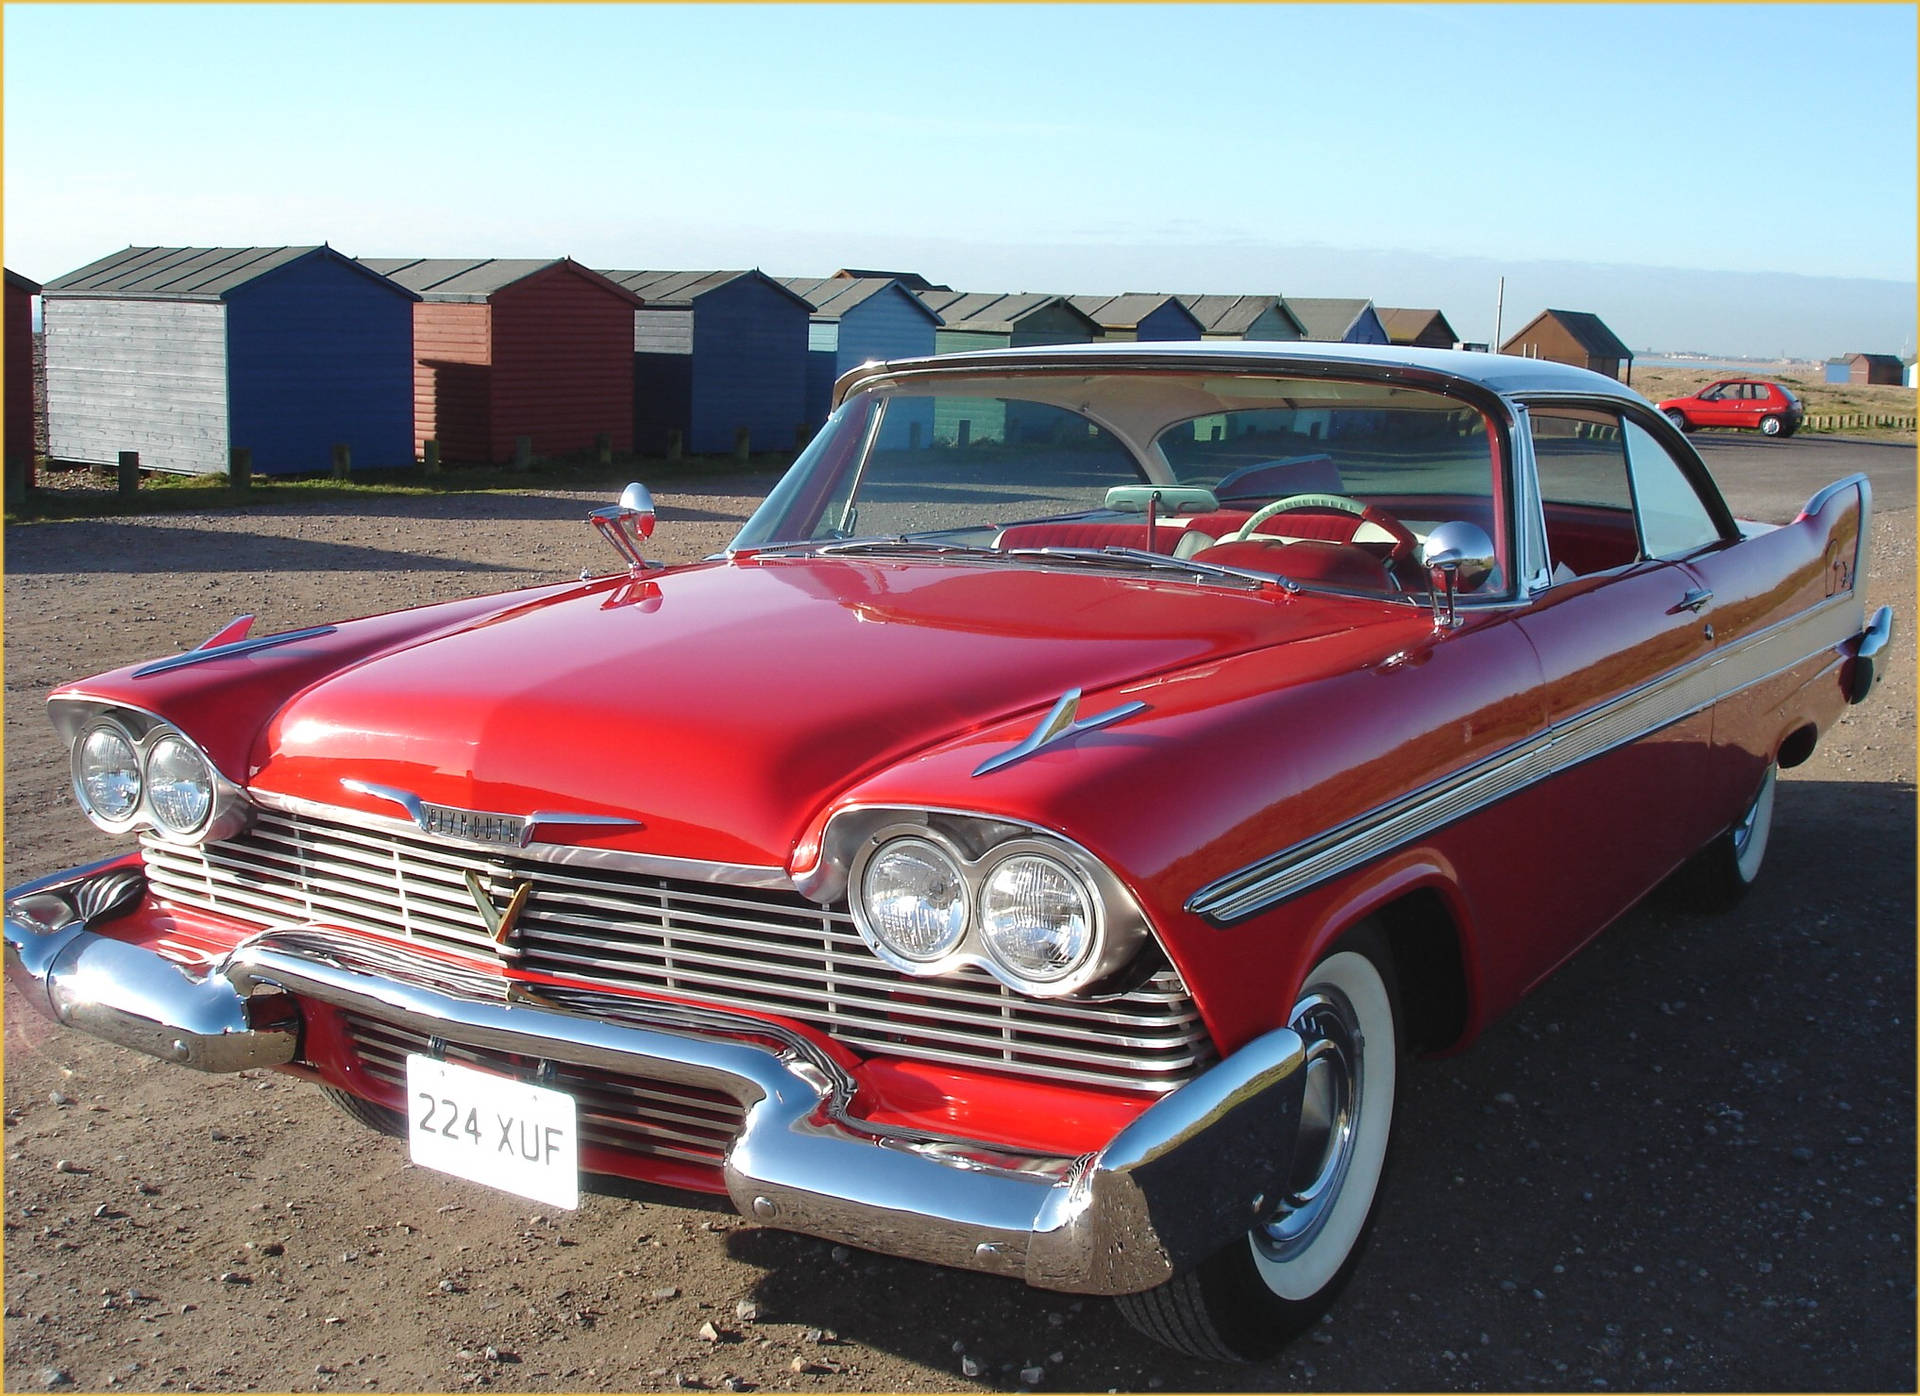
{"left": 1672, "top": 588, "right": 1713, "bottom": 614}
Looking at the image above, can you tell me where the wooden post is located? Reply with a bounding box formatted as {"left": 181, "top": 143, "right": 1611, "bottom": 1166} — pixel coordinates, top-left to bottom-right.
{"left": 4, "top": 456, "right": 27, "bottom": 509}
{"left": 229, "top": 447, "right": 252, "bottom": 492}
{"left": 666, "top": 429, "right": 683, "bottom": 462}
{"left": 908, "top": 421, "right": 921, "bottom": 449}
{"left": 794, "top": 422, "right": 811, "bottom": 451}
{"left": 331, "top": 443, "right": 351, "bottom": 480}
{"left": 733, "top": 426, "right": 751, "bottom": 463}
{"left": 422, "top": 439, "right": 441, "bottom": 475}
{"left": 957, "top": 420, "right": 971, "bottom": 448}
{"left": 595, "top": 432, "right": 612, "bottom": 466}
{"left": 513, "top": 436, "right": 533, "bottom": 471}
{"left": 118, "top": 450, "right": 140, "bottom": 495}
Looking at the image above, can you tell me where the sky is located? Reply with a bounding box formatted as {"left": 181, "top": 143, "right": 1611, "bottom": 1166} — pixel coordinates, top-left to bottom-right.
{"left": 3, "top": 3, "right": 1915, "bottom": 360}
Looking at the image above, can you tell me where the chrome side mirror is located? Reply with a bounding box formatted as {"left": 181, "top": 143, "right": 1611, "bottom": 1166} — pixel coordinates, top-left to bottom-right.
{"left": 1420, "top": 521, "right": 1496, "bottom": 630}
{"left": 589, "top": 482, "right": 657, "bottom": 574}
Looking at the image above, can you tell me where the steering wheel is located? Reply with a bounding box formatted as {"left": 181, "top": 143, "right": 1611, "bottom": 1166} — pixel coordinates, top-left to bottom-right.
{"left": 1228, "top": 492, "right": 1419, "bottom": 560}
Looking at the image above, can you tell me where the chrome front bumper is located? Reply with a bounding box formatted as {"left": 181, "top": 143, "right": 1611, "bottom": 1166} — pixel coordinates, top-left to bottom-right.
{"left": 6, "top": 859, "right": 1305, "bottom": 1296}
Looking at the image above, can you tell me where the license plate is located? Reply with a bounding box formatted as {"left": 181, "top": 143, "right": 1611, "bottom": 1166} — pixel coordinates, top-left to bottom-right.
{"left": 405, "top": 1054, "right": 579, "bottom": 1210}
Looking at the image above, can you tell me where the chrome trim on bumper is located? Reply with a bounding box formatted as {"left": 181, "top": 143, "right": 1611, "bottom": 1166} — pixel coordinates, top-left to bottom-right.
{"left": 5, "top": 861, "right": 297, "bottom": 1072}
{"left": 1849, "top": 604, "right": 1895, "bottom": 704}
{"left": 6, "top": 862, "right": 1302, "bottom": 1296}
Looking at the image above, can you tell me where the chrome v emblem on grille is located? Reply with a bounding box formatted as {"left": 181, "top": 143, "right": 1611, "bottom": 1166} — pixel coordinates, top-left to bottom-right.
{"left": 464, "top": 871, "right": 533, "bottom": 953}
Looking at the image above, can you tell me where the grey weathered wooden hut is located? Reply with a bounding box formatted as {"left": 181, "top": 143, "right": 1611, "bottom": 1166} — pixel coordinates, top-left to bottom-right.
{"left": 1179, "top": 295, "right": 1305, "bottom": 341}
{"left": 913, "top": 293, "right": 1103, "bottom": 444}
{"left": 40, "top": 246, "right": 418, "bottom": 475}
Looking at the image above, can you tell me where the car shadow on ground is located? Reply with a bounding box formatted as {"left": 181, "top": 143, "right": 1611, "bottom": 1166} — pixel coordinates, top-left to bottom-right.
{"left": 1, "top": 520, "right": 539, "bottom": 577}
{"left": 722, "top": 772, "right": 1915, "bottom": 1391}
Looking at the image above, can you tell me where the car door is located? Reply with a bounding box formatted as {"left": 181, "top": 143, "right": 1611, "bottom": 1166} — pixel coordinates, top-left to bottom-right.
{"left": 1693, "top": 382, "right": 1734, "bottom": 427}
{"left": 1501, "top": 404, "right": 1722, "bottom": 992}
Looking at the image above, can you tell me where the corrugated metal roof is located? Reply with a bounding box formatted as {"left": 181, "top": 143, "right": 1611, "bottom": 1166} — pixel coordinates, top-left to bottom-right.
{"left": 1286, "top": 297, "right": 1375, "bottom": 340}
{"left": 834, "top": 268, "right": 946, "bottom": 291}
{"left": 916, "top": 291, "right": 1094, "bottom": 334}
{"left": 596, "top": 269, "right": 813, "bottom": 312}
{"left": 43, "top": 245, "right": 413, "bottom": 301}
{"left": 781, "top": 276, "right": 943, "bottom": 324}
{"left": 358, "top": 257, "right": 642, "bottom": 305}
{"left": 1065, "top": 294, "right": 1199, "bottom": 333}
{"left": 1505, "top": 308, "right": 1633, "bottom": 361}
{"left": 1178, "top": 295, "right": 1300, "bottom": 336}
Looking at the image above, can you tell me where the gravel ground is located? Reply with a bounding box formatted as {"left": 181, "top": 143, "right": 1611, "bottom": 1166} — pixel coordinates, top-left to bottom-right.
{"left": 4, "top": 443, "right": 1913, "bottom": 1392}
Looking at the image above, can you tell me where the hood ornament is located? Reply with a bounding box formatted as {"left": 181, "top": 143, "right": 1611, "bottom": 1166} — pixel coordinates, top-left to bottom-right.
{"left": 972, "top": 689, "right": 1149, "bottom": 778}
{"left": 589, "top": 482, "right": 658, "bottom": 575}
{"left": 341, "top": 780, "right": 641, "bottom": 850}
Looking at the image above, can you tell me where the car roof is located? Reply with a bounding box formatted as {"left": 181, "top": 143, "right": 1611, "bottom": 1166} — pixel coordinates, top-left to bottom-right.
{"left": 852, "top": 338, "right": 1647, "bottom": 404}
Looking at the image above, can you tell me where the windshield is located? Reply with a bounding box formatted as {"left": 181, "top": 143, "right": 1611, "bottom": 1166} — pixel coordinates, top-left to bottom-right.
{"left": 733, "top": 369, "right": 1507, "bottom": 600}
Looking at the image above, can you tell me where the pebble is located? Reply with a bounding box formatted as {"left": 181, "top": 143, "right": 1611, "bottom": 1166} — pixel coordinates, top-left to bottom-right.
{"left": 218, "top": 1272, "right": 251, "bottom": 1285}
{"left": 721, "top": 1378, "right": 748, "bottom": 1392}
{"left": 53, "top": 1159, "right": 88, "bottom": 1175}
{"left": 649, "top": 1287, "right": 680, "bottom": 1302}
{"left": 1020, "top": 1366, "right": 1045, "bottom": 1385}
{"left": 697, "top": 1320, "right": 725, "bottom": 1342}
{"left": 49, "top": 1092, "right": 73, "bottom": 1108}
{"left": 788, "top": 1358, "right": 819, "bottom": 1375}
{"left": 734, "top": 1299, "right": 764, "bottom": 1323}
{"left": 437, "top": 1279, "right": 465, "bottom": 1294}
{"left": 132, "top": 1181, "right": 158, "bottom": 1196}
{"left": 829, "top": 1245, "right": 850, "bottom": 1264}
{"left": 40, "top": 1368, "right": 72, "bottom": 1388}
{"left": 961, "top": 1356, "right": 984, "bottom": 1378}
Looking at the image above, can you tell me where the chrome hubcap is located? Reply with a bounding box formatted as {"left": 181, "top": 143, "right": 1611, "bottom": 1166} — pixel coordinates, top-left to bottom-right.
{"left": 1257, "top": 989, "right": 1361, "bottom": 1260}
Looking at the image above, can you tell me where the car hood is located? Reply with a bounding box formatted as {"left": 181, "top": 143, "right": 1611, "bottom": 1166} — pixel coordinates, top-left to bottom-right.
{"left": 252, "top": 556, "right": 1396, "bottom": 865}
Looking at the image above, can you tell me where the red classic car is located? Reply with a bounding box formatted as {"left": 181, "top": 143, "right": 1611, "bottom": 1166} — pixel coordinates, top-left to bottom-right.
{"left": 1658, "top": 377, "right": 1805, "bottom": 436}
{"left": 7, "top": 343, "right": 1892, "bottom": 1361}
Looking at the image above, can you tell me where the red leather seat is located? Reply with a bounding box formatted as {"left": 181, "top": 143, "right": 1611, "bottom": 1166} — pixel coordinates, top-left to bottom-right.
{"left": 1188, "top": 538, "right": 1389, "bottom": 590}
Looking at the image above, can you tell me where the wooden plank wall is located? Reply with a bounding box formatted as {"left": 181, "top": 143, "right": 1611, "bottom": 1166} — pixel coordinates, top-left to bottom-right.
{"left": 43, "top": 298, "right": 228, "bottom": 474}
{"left": 226, "top": 257, "right": 416, "bottom": 473}
{"left": 491, "top": 268, "right": 635, "bottom": 459}
{"left": 414, "top": 301, "right": 491, "bottom": 462}
{"left": 687, "top": 278, "right": 807, "bottom": 455}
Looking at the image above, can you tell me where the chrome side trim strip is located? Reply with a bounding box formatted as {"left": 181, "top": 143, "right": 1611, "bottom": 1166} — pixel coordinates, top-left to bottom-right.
{"left": 1188, "top": 591, "right": 1866, "bottom": 925}
{"left": 131, "top": 626, "right": 338, "bottom": 678}
{"left": 972, "top": 689, "right": 1151, "bottom": 778}
{"left": 248, "top": 789, "right": 793, "bottom": 889}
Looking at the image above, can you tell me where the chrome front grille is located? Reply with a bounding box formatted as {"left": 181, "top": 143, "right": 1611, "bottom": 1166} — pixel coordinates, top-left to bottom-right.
{"left": 340, "top": 1011, "right": 745, "bottom": 1167}
{"left": 142, "top": 811, "right": 1216, "bottom": 1093}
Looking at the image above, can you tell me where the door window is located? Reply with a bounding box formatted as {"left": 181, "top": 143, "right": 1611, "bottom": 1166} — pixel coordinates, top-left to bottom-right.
{"left": 1624, "top": 421, "right": 1723, "bottom": 559}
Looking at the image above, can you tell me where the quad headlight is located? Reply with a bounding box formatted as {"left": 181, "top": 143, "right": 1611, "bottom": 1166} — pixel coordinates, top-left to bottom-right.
{"left": 74, "top": 720, "right": 144, "bottom": 828}
{"left": 64, "top": 708, "right": 243, "bottom": 843}
{"left": 848, "top": 819, "right": 1147, "bottom": 997}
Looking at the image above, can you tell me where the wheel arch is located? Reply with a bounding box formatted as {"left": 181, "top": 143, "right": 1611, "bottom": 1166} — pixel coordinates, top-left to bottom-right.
{"left": 1294, "top": 855, "right": 1479, "bottom": 1056}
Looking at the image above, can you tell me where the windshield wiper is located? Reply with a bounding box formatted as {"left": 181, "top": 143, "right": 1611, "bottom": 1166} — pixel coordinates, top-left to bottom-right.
{"left": 1001, "top": 546, "right": 1295, "bottom": 592}
{"left": 732, "top": 535, "right": 992, "bottom": 559}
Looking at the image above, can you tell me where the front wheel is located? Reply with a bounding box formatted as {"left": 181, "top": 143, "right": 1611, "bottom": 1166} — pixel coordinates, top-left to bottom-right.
{"left": 1759, "top": 414, "right": 1784, "bottom": 437}
{"left": 1115, "top": 939, "right": 1399, "bottom": 1361}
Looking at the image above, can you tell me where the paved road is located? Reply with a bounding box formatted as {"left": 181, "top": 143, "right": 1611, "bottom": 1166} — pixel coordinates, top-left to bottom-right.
{"left": 1687, "top": 431, "right": 1915, "bottom": 520}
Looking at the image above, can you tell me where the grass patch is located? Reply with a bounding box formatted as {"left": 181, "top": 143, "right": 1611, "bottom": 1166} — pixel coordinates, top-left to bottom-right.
{"left": 5, "top": 449, "right": 794, "bottom": 524}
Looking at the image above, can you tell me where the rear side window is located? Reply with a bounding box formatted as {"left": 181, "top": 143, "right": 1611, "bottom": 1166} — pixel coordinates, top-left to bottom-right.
{"left": 1624, "top": 421, "right": 1723, "bottom": 559}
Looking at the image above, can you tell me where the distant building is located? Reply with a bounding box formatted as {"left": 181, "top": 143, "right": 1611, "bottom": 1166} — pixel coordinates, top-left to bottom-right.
{"left": 1500, "top": 308, "right": 1633, "bottom": 383}
{"left": 41, "top": 246, "right": 417, "bottom": 475}
{"left": 779, "top": 276, "right": 942, "bottom": 425}
{"left": 1065, "top": 294, "right": 1203, "bottom": 342}
{"left": 1178, "top": 295, "right": 1304, "bottom": 341}
{"left": 913, "top": 292, "right": 1104, "bottom": 444}
{"left": 1285, "top": 297, "right": 1389, "bottom": 345}
{"left": 1836, "top": 352, "right": 1904, "bottom": 386}
{"left": 1376, "top": 307, "right": 1459, "bottom": 350}
{"left": 5, "top": 268, "right": 39, "bottom": 485}
{"left": 596, "top": 269, "right": 812, "bottom": 456}
{"left": 360, "top": 257, "right": 642, "bottom": 464}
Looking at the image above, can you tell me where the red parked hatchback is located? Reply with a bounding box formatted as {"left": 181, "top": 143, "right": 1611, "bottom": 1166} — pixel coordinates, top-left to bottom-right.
{"left": 1658, "top": 378, "right": 1804, "bottom": 437}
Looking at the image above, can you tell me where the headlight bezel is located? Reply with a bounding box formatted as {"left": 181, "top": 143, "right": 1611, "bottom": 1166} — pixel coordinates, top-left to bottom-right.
{"left": 58, "top": 701, "right": 250, "bottom": 845}
{"left": 71, "top": 716, "right": 146, "bottom": 832}
{"left": 845, "top": 813, "right": 1148, "bottom": 997}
